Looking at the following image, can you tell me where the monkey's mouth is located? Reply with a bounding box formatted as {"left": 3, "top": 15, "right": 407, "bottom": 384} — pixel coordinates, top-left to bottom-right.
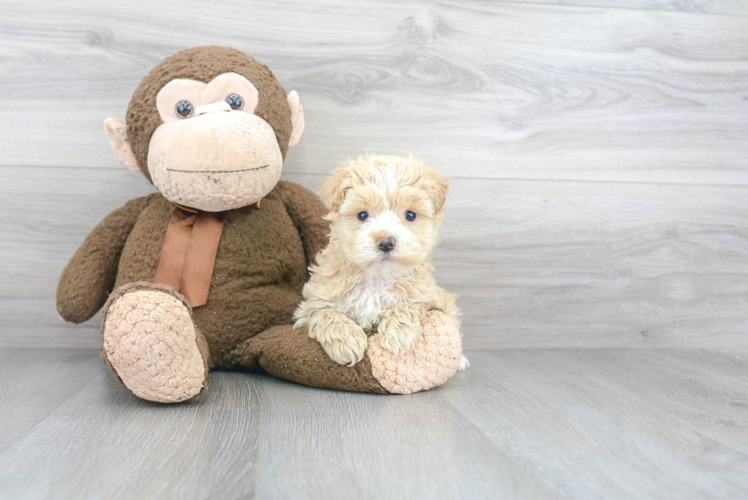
{"left": 166, "top": 165, "right": 269, "bottom": 174}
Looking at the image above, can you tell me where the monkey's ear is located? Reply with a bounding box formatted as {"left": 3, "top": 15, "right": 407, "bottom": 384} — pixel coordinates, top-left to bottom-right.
{"left": 321, "top": 166, "right": 352, "bottom": 212}
{"left": 421, "top": 168, "right": 449, "bottom": 215}
{"left": 287, "top": 91, "right": 305, "bottom": 147}
{"left": 104, "top": 118, "right": 139, "bottom": 172}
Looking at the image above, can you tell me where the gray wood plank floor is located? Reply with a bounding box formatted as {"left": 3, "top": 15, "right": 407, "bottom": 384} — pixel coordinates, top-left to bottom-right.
{"left": 1, "top": 347, "right": 746, "bottom": 500}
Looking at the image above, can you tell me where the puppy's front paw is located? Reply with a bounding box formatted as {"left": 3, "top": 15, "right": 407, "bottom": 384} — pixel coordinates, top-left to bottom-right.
{"left": 323, "top": 325, "right": 368, "bottom": 366}
{"left": 311, "top": 318, "right": 368, "bottom": 367}
{"left": 377, "top": 314, "right": 422, "bottom": 358}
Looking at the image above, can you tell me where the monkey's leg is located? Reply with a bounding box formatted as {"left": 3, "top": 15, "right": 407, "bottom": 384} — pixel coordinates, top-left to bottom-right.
{"left": 227, "top": 311, "right": 462, "bottom": 395}
{"left": 227, "top": 324, "right": 388, "bottom": 394}
{"left": 101, "top": 282, "right": 209, "bottom": 403}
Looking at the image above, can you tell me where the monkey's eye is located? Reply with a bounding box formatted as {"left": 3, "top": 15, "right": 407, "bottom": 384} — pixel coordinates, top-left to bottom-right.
{"left": 226, "top": 94, "right": 244, "bottom": 111}
{"left": 405, "top": 211, "right": 416, "bottom": 222}
{"left": 175, "top": 100, "right": 193, "bottom": 118}
{"left": 357, "top": 212, "right": 369, "bottom": 222}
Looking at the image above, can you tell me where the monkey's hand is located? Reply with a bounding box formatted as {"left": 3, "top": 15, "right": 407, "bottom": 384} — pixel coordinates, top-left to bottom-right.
{"left": 276, "top": 181, "right": 330, "bottom": 269}
{"left": 377, "top": 302, "right": 424, "bottom": 358}
{"left": 307, "top": 309, "right": 368, "bottom": 366}
{"left": 57, "top": 195, "right": 151, "bottom": 323}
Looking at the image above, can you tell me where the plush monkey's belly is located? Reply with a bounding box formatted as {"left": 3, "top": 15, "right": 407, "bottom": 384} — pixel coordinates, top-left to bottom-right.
{"left": 115, "top": 192, "right": 308, "bottom": 366}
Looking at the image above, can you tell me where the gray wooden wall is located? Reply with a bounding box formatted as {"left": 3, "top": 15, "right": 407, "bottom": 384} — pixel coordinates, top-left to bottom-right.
{"left": 1, "top": 0, "right": 746, "bottom": 349}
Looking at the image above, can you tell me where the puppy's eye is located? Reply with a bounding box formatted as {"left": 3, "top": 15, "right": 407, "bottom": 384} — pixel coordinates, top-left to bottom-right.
{"left": 405, "top": 211, "right": 416, "bottom": 222}
{"left": 357, "top": 212, "right": 369, "bottom": 222}
{"left": 175, "top": 100, "right": 194, "bottom": 118}
{"left": 226, "top": 93, "right": 244, "bottom": 111}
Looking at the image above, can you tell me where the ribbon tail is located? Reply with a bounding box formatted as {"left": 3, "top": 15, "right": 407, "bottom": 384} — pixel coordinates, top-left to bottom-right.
{"left": 180, "top": 211, "right": 226, "bottom": 307}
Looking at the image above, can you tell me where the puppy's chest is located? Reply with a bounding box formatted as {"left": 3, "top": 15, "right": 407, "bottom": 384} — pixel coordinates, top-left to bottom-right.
{"left": 343, "top": 276, "right": 399, "bottom": 329}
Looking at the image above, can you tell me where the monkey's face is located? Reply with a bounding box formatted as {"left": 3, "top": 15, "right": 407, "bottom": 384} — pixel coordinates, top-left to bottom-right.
{"left": 104, "top": 47, "right": 305, "bottom": 213}
{"left": 146, "top": 73, "right": 283, "bottom": 212}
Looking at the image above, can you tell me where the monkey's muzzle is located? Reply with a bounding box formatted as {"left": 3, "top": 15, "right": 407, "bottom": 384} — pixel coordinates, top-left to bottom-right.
{"left": 147, "top": 108, "right": 284, "bottom": 212}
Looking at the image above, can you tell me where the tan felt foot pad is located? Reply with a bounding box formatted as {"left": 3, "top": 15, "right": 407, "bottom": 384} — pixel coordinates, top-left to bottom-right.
{"left": 103, "top": 290, "right": 205, "bottom": 403}
{"left": 368, "top": 311, "right": 462, "bottom": 394}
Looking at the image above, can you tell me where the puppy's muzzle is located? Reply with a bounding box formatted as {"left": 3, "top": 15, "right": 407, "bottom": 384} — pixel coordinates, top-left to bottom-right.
{"left": 377, "top": 237, "right": 395, "bottom": 253}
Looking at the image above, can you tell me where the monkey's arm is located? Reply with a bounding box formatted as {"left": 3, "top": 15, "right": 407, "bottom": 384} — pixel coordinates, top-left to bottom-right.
{"left": 275, "top": 181, "right": 330, "bottom": 268}
{"left": 56, "top": 195, "right": 152, "bottom": 323}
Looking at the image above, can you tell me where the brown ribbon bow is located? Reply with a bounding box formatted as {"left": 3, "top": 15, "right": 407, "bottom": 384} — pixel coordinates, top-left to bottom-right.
{"left": 154, "top": 200, "right": 260, "bottom": 308}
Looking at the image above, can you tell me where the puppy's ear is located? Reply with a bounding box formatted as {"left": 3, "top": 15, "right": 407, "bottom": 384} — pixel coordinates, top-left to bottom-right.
{"left": 321, "top": 166, "right": 353, "bottom": 212}
{"left": 421, "top": 168, "right": 449, "bottom": 214}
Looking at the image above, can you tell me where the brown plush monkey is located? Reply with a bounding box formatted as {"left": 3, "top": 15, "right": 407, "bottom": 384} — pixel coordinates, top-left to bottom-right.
{"left": 57, "top": 47, "right": 462, "bottom": 402}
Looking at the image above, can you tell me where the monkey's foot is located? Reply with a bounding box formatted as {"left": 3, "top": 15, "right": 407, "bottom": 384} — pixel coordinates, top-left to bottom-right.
{"left": 367, "top": 311, "right": 462, "bottom": 394}
{"left": 101, "top": 283, "right": 208, "bottom": 403}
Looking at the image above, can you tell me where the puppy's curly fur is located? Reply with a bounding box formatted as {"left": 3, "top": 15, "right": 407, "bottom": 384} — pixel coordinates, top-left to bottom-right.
{"left": 294, "top": 154, "right": 468, "bottom": 369}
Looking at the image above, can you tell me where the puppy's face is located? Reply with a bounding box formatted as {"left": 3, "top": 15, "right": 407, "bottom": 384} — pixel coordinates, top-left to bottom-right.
{"left": 322, "top": 157, "right": 448, "bottom": 275}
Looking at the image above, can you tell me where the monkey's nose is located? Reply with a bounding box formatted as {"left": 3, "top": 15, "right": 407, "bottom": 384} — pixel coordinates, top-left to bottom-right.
{"left": 377, "top": 238, "right": 395, "bottom": 253}
{"left": 195, "top": 101, "right": 232, "bottom": 116}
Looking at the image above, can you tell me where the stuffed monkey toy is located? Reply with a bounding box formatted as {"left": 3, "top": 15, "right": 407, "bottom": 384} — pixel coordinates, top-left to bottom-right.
{"left": 57, "top": 46, "right": 462, "bottom": 403}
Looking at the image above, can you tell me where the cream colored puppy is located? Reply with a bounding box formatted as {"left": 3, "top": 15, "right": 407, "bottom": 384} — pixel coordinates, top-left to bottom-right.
{"left": 294, "top": 154, "right": 468, "bottom": 369}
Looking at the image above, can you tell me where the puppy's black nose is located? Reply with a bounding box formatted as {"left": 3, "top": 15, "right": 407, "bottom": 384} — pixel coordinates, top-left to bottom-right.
{"left": 378, "top": 238, "right": 395, "bottom": 253}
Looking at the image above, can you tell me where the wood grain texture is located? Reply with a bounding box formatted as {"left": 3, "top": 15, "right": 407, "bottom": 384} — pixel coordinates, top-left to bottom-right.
{"left": 2, "top": 0, "right": 747, "bottom": 349}
{"left": 3, "top": 167, "right": 747, "bottom": 349}
{"left": 505, "top": 0, "right": 748, "bottom": 16}
{"left": 1, "top": 348, "right": 746, "bottom": 500}
{"left": 442, "top": 349, "right": 748, "bottom": 499}
{"left": 0, "top": 0, "right": 746, "bottom": 184}
{"left": 0, "top": 349, "right": 261, "bottom": 500}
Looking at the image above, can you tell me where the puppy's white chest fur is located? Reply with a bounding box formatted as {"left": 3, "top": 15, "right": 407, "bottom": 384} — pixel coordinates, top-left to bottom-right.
{"left": 344, "top": 275, "right": 399, "bottom": 329}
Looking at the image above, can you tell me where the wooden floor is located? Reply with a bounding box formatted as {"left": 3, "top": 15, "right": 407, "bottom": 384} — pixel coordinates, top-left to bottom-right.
{"left": 1, "top": 347, "right": 746, "bottom": 500}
